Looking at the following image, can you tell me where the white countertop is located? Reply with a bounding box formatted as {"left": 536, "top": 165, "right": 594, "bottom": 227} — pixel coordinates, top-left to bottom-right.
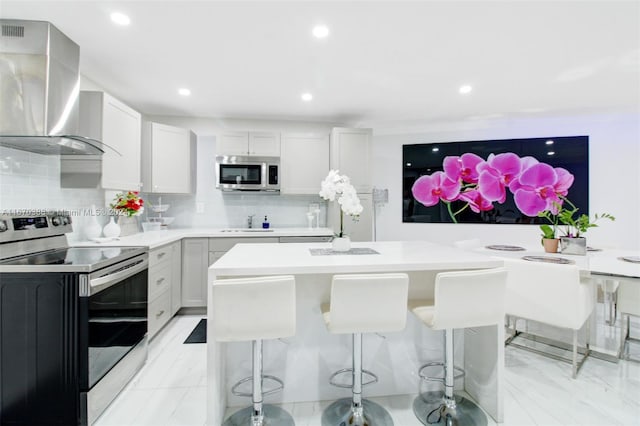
{"left": 72, "top": 227, "right": 334, "bottom": 249}
{"left": 209, "top": 240, "right": 504, "bottom": 276}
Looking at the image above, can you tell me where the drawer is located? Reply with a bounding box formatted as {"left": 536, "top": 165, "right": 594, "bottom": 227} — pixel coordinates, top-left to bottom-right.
{"left": 149, "top": 244, "right": 174, "bottom": 269}
{"left": 148, "top": 289, "right": 171, "bottom": 339}
{"left": 148, "top": 261, "right": 171, "bottom": 301}
{"left": 208, "top": 237, "right": 279, "bottom": 251}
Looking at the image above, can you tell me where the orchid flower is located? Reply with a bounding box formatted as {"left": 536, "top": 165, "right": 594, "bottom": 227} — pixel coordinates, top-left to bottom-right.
{"left": 512, "top": 162, "right": 563, "bottom": 216}
{"left": 443, "top": 153, "right": 484, "bottom": 184}
{"left": 319, "top": 170, "right": 362, "bottom": 238}
{"left": 477, "top": 153, "right": 522, "bottom": 203}
{"left": 411, "top": 171, "right": 460, "bottom": 207}
{"left": 457, "top": 189, "right": 494, "bottom": 213}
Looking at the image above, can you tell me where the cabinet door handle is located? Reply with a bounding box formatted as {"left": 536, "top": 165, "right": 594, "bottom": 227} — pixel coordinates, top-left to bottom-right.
{"left": 156, "top": 310, "right": 165, "bottom": 318}
{"left": 156, "top": 277, "right": 165, "bottom": 285}
{"left": 157, "top": 252, "right": 166, "bottom": 259}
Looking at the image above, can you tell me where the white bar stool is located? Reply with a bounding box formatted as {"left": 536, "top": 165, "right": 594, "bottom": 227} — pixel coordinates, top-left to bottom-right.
{"left": 408, "top": 267, "right": 507, "bottom": 426}
{"left": 320, "top": 273, "right": 409, "bottom": 426}
{"left": 212, "top": 275, "right": 296, "bottom": 426}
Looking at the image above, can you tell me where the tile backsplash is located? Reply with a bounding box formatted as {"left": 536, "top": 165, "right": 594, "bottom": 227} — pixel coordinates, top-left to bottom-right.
{"left": 0, "top": 146, "right": 106, "bottom": 242}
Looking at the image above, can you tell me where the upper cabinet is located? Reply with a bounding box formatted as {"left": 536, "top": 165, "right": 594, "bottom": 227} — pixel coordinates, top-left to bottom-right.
{"left": 78, "top": 91, "right": 142, "bottom": 190}
{"left": 141, "top": 122, "right": 196, "bottom": 194}
{"left": 281, "top": 132, "right": 329, "bottom": 194}
{"left": 330, "top": 127, "right": 373, "bottom": 193}
{"left": 218, "top": 131, "right": 280, "bottom": 156}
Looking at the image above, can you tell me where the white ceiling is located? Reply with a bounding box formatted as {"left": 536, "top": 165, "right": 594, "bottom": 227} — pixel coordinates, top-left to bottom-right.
{"left": 2, "top": 1, "right": 639, "bottom": 126}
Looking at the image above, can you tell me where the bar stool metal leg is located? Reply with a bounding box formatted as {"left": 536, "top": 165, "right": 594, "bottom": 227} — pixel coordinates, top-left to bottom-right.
{"left": 252, "top": 340, "right": 264, "bottom": 425}
{"left": 413, "top": 329, "right": 487, "bottom": 426}
{"left": 223, "top": 339, "right": 295, "bottom": 426}
{"left": 321, "top": 333, "right": 394, "bottom": 426}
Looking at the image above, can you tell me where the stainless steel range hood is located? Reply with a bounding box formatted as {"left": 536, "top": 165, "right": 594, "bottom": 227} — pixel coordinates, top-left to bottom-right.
{"left": 0, "top": 19, "right": 110, "bottom": 156}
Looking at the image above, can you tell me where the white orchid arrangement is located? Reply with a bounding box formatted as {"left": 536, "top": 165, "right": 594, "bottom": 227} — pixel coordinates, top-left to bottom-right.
{"left": 319, "top": 170, "right": 363, "bottom": 238}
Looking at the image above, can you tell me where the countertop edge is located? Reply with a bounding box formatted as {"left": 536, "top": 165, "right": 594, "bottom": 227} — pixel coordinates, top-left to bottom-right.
{"left": 71, "top": 227, "right": 335, "bottom": 249}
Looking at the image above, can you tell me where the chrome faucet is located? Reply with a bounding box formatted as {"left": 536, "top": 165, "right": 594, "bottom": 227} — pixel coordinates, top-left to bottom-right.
{"left": 247, "top": 214, "right": 255, "bottom": 229}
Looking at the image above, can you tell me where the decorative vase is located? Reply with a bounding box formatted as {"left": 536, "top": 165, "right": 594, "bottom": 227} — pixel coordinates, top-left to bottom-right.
{"left": 542, "top": 238, "right": 559, "bottom": 253}
{"left": 118, "top": 215, "right": 139, "bottom": 237}
{"left": 560, "top": 236, "right": 587, "bottom": 255}
{"left": 84, "top": 214, "right": 102, "bottom": 240}
{"left": 102, "top": 217, "right": 121, "bottom": 238}
{"left": 332, "top": 236, "right": 351, "bottom": 252}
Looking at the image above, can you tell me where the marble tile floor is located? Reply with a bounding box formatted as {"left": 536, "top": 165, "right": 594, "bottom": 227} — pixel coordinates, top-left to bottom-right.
{"left": 96, "top": 312, "right": 640, "bottom": 426}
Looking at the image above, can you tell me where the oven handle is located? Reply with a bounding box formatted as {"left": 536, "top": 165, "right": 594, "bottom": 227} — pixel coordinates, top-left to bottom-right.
{"left": 89, "top": 256, "right": 149, "bottom": 296}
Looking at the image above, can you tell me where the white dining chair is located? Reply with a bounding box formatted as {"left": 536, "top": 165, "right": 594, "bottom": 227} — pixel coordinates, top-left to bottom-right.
{"left": 617, "top": 278, "right": 640, "bottom": 361}
{"left": 503, "top": 258, "right": 595, "bottom": 378}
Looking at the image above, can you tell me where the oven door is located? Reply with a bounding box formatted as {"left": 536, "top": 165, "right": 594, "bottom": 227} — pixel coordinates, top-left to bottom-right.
{"left": 80, "top": 254, "right": 148, "bottom": 390}
{"left": 80, "top": 253, "right": 149, "bottom": 425}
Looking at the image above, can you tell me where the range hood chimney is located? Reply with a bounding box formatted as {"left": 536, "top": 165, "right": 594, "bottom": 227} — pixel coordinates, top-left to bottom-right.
{"left": 0, "top": 19, "right": 111, "bottom": 156}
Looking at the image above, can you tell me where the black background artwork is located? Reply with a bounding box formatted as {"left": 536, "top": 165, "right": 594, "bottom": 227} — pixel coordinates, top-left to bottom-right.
{"left": 402, "top": 136, "right": 589, "bottom": 224}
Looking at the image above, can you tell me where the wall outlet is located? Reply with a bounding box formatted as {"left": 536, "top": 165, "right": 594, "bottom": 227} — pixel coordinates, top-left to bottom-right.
{"left": 196, "top": 202, "right": 205, "bottom": 214}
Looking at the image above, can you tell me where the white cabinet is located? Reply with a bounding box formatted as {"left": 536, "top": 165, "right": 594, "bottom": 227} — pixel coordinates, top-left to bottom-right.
{"left": 78, "top": 91, "right": 142, "bottom": 190}
{"left": 148, "top": 241, "right": 181, "bottom": 338}
{"left": 330, "top": 127, "right": 373, "bottom": 193}
{"left": 218, "top": 131, "right": 280, "bottom": 156}
{"left": 328, "top": 192, "right": 373, "bottom": 242}
{"left": 142, "top": 122, "right": 196, "bottom": 194}
{"left": 181, "top": 238, "right": 209, "bottom": 307}
{"left": 281, "top": 132, "right": 329, "bottom": 194}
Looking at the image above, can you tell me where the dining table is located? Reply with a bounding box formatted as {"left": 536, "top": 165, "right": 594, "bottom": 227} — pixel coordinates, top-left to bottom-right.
{"left": 479, "top": 243, "right": 640, "bottom": 359}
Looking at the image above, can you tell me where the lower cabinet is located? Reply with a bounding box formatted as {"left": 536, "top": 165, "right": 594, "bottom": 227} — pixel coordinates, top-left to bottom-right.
{"left": 148, "top": 241, "right": 182, "bottom": 339}
{"left": 181, "top": 238, "right": 209, "bottom": 307}
{"left": 180, "top": 237, "right": 280, "bottom": 308}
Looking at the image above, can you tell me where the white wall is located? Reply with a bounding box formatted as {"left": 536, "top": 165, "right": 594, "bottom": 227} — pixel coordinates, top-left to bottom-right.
{"left": 371, "top": 110, "right": 640, "bottom": 250}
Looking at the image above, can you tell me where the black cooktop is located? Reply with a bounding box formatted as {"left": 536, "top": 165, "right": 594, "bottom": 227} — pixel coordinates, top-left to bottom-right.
{"left": 0, "top": 246, "right": 146, "bottom": 273}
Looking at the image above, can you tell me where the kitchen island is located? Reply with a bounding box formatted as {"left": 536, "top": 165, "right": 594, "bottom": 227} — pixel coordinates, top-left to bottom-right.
{"left": 207, "top": 240, "right": 505, "bottom": 425}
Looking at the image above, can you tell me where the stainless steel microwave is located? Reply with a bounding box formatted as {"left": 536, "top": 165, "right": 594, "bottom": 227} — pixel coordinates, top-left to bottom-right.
{"left": 215, "top": 155, "right": 280, "bottom": 192}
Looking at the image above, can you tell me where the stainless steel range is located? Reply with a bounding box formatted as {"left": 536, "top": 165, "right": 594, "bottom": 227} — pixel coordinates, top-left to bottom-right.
{"left": 0, "top": 211, "right": 148, "bottom": 426}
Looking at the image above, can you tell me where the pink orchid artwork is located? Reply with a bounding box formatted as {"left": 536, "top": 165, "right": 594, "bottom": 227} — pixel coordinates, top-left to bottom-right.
{"left": 411, "top": 151, "right": 575, "bottom": 223}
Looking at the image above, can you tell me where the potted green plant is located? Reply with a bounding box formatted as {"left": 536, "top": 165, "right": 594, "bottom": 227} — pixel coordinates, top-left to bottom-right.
{"left": 538, "top": 206, "right": 560, "bottom": 253}
{"left": 556, "top": 199, "right": 615, "bottom": 255}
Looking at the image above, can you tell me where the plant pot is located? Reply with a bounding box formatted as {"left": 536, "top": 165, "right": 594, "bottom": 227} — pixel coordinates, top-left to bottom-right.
{"left": 560, "top": 236, "right": 587, "bottom": 255}
{"left": 542, "top": 238, "right": 559, "bottom": 253}
{"left": 332, "top": 236, "right": 351, "bottom": 252}
{"left": 118, "top": 216, "right": 139, "bottom": 237}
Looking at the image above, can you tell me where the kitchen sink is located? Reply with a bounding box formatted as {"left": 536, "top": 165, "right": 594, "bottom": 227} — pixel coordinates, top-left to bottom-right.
{"left": 220, "top": 228, "right": 275, "bottom": 233}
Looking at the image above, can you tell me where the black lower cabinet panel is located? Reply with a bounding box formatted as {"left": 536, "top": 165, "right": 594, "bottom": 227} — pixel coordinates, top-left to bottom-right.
{"left": 0, "top": 273, "right": 79, "bottom": 425}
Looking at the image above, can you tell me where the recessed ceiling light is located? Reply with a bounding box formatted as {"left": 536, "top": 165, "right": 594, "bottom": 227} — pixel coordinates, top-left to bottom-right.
{"left": 301, "top": 93, "right": 313, "bottom": 102}
{"left": 545, "top": 140, "right": 554, "bottom": 145}
{"left": 459, "top": 85, "right": 472, "bottom": 94}
{"left": 178, "top": 88, "right": 191, "bottom": 96}
{"left": 547, "top": 151, "right": 555, "bottom": 156}
{"left": 432, "top": 147, "right": 439, "bottom": 152}
{"left": 312, "top": 25, "right": 329, "bottom": 39}
{"left": 110, "top": 12, "right": 130, "bottom": 26}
